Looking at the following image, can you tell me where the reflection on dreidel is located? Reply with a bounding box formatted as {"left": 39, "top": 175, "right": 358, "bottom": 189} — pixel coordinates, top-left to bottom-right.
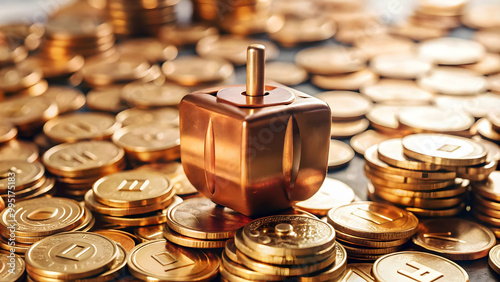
{"left": 179, "top": 44, "right": 331, "bottom": 216}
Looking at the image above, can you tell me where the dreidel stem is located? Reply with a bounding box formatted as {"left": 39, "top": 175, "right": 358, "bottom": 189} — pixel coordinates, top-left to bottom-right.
{"left": 246, "top": 44, "right": 266, "bottom": 97}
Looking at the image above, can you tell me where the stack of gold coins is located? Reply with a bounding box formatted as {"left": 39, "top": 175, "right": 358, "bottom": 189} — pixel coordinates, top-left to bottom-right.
{"left": 412, "top": 218, "right": 496, "bottom": 260}
{"left": 0, "top": 96, "right": 58, "bottom": 136}
{"left": 127, "top": 239, "right": 220, "bottom": 281}
{"left": 0, "top": 198, "right": 94, "bottom": 256}
{"left": 191, "top": 0, "right": 218, "bottom": 23}
{"left": 24, "top": 53, "right": 85, "bottom": 81}
{"left": 105, "top": 0, "right": 179, "bottom": 37}
{"left": 471, "top": 171, "right": 500, "bottom": 237}
{"left": 82, "top": 54, "right": 163, "bottom": 88}
{"left": 87, "top": 170, "right": 176, "bottom": 228}
{"left": 163, "top": 197, "right": 252, "bottom": 249}
{"left": 43, "top": 112, "right": 121, "bottom": 144}
{"left": 314, "top": 91, "right": 372, "bottom": 139}
{"left": 25, "top": 232, "right": 125, "bottom": 281}
{"left": 42, "top": 140, "right": 125, "bottom": 199}
{"left": 215, "top": 0, "right": 277, "bottom": 35}
{"left": 41, "top": 16, "right": 116, "bottom": 59}
{"left": 410, "top": 0, "right": 466, "bottom": 31}
{"left": 226, "top": 215, "right": 338, "bottom": 279}
{"left": 295, "top": 46, "right": 377, "bottom": 91}
{"left": 0, "top": 62, "right": 48, "bottom": 98}
{"left": 0, "top": 161, "right": 56, "bottom": 202}
{"left": 365, "top": 134, "right": 494, "bottom": 217}
{"left": 327, "top": 202, "right": 418, "bottom": 260}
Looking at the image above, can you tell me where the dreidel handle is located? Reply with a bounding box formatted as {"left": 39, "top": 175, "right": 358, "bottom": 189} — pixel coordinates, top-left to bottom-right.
{"left": 246, "top": 44, "right": 266, "bottom": 97}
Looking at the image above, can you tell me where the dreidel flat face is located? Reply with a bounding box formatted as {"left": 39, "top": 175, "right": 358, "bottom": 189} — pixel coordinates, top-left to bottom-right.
{"left": 179, "top": 44, "right": 331, "bottom": 216}
{"left": 179, "top": 85, "right": 331, "bottom": 216}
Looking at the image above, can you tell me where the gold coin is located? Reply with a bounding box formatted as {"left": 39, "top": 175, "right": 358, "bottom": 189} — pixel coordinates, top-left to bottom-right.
{"left": 221, "top": 251, "right": 285, "bottom": 281}
{"left": 0, "top": 63, "right": 42, "bottom": 92}
{"left": 98, "top": 208, "right": 169, "bottom": 227}
{"left": 327, "top": 201, "right": 418, "bottom": 240}
{"left": 112, "top": 123, "right": 180, "bottom": 162}
{"left": 158, "top": 24, "right": 219, "bottom": 47}
{"left": 489, "top": 244, "right": 500, "bottom": 274}
{"left": 418, "top": 67, "right": 488, "bottom": 96}
{"left": 0, "top": 160, "right": 44, "bottom": 191}
{"left": 295, "top": 46, "right": 367, "bottom": 75}
{"left": 0, "top": 95, "right": 58, "bottom": 134}
{"left": 234, "top": 228, "right": 335, "bottom": 266}
{"left": 25, "top": 53, "right": 84, "bottom": 79}
{"left": 398, "top": 106, "right": 474, "bottom": 134}
{"left": 115, "top": 107, "right": 179, "bottom": 127}
{"left": 295, "top": 178, "right": 355, "bottom": 216}
{"left": 350, "top": 130, "right": 392, "bottom": 155}
{"left": 365, "top": 145, "right": 456, "bottom": 180}
{"left": 162, "top": 225, "right": 227, "bottom": 248}
{"left": 373, "top": 182, "right": 466, "bottom": 199}
{"left": 237, "top": 248, "right": 336, "bottom": 277}
{"left": 341, "top": 242, "right": 404, "bottom": 256}
{"left": 402, "top": 133, "right": 487, "bottom": 166}
{"left": 0, "top": 121, "right": 17, "bottom": 144}
{"left": 311, "top": 69, "right": 378, "bottom": 91}
{"left": 473, "top": 193, "right": 500, "bottom": 211}
{"left": 45, "top": 16, "right": 113, "bottom": 40}
{"left": 405, "top": 203, "right": 466, "bottom": 218}
{"left": 354, "top": 35, "right": 415, "bottom": 59}
{"left": 93, "top": 170, "right": 172, "bottom": 208}
{"left": 434, "top": 93, "right": 500, "bottom": 119}
{"left": 0, "top": 197, "right": 83, "bottom": 237}
{"left": 121, "top": 81, "right": 189, "bottom": 108}
{"left": 0, "top": 236, "right": 31, "bottom": 254}
{"left": 361, "top": 80, "right": 433, "bottom": 105}
{"left": 196, "top": 35, "right": 279, "bottom": 65}
{"left": 330, "top": 263, "right": 375, "bottom": 282}
{"left": 161, "top": 55, "right": 234, "bottom": 86}
{"left": 166, "top": 197, "right": 252, "bottom": 240}
{"left": 82, "top": 56, "right": 150, "bottom": 86}
{"left": 473, "top": 209, "right": 500, "bottom": 227}
{"left": 41, "top": 86, "right": 86, "bottom": 114}
{"left": 331, "top": 119, "right": 370, "bottom": 139}
{"left": 389, "top": 21, "right": 446, "bottom": 41}
{"left": 299, "top": 243, "right": 347, "bottom": 282}
{"left": 268, "top": 16, "right": 336, "bottom": 47}
{"left": 43, "top": 112, "right": 121, "bottom": 144}
{"left": 375, "top": 190, "right": 464, "bottom": 209}
{"left": 472, "top": 171, "right": 500, "bottom": 201}
{"left": 25, "top": 231, "right": 118, "bottom": 280}
{"left": 366, "top": 173, "right": 456, "bottom": 191}
{"left": 372, "top": 251, "right": 469, "bottom": 282}
{"left": 134, "top": 224, "right": 166, "bottom": 241}
{"left": 264, "top": 62, "right": 308, "bottom": 86}
{"left": 84, "top": 189, "right": 174, "bottom": 216}
{"left": 461, "top": 53, "right": 500, "bottom": 75}
{"left": 136, "top": 162, "right": 198, "bottom": 195}
{"left": 242, "top": 215, "right": 335, "bottom": 257}
{"left": 377, "top": 138, "right": 444, "bottom": 171}
{"left": 477, "top": 118, "right": 500, "bottom": 141}
{"left": 127, "top": 239, "right": 220, "bottom": 281}
{"left": 475, "top": 29, "right": 500, "bottom": 54}
{"left": 86, "top": 86, "right": 128, "bottom": 114}
{"left": 42, "top": 140, "right": 125, "bottom": 178}
{"left": 0, "top": 252, "right": 24, "bottom": 282}
{"left": 315, "top": 91, "right": 372, "bottom": 121}
{"left": 413, "top": 218, "right": 495, "bottom": 260}
{"left": 418, "top": 37, "right": 485, "bottom": 65}
{"left": 365, "top": 104, "right": 414, "bottom": 134}
{"left": 93, "top": 229, "right": 137, "bottom": 252}
{"left": 462, "top": 4, "right": 500, "bottom": 29}
{"left": 117, "top": 38, "right": 178, "bottom": 63}
{"left": 336, "top": 229, "right": 409, "bottom": 249}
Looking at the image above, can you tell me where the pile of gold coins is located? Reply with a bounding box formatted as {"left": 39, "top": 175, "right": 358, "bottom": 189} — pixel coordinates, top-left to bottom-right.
{"left": 472, "top": 171, "right": 500, "bottom": 236}
{"left": 0, "top": 161, "right": 55, "bottom": 201}
{"left": 0, "top": 197, "right": 93, "bottom": 256}
{"left": 105, "top": 0, "right": 179, "bottom": 36}
{"left": 86, "top": 170, "right": 176, "bottom": 228}
{"left": 366, "top": 133, "right": 495, "bottom": 217}
{"left": 163, "top": 197, "right": 252, "bottom": 249}
{"left": 224, "top": 215, "right": 341, "bottom": 280}
{"left": 25, "top": 231, "right": 126, "bottom": 281}
{"left": 42, "top": 140, "right": 126, "bottom": 198}
{"left": 328, "top": 202, "right": 418, "bottom": 260}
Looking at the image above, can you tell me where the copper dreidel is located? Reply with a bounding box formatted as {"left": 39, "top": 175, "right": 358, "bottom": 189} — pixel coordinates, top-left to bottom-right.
{"left": 179, "top": 44, "right": 331, "bottom": 216}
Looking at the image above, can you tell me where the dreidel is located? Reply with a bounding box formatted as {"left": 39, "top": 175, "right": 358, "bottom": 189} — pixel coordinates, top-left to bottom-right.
{"left": 179, "top": 44, "right": 331, "bottom": 216}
